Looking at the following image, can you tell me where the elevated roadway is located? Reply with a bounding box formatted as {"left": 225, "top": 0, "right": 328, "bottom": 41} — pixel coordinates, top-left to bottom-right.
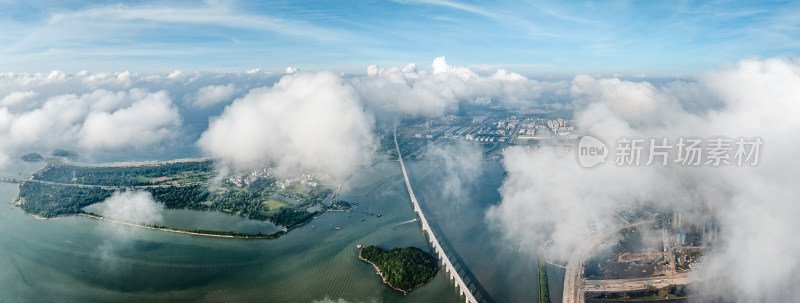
{"left": 395, "top": 129, "right": 492, "bottom": 303}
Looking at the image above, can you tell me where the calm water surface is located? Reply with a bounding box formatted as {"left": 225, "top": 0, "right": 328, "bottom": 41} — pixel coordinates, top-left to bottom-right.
{"left": 0, "top": 160, "right": 463, "bottom": 302}
{"left": 0, "top": 145, "right": 550, "bottom": 302}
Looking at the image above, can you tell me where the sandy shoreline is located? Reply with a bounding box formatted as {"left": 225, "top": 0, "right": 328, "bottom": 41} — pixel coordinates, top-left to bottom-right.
{"left": 58, "top": 157, "right": 211, "bottom": 168}
{"left": 23, "top": 210, "right": 237, "bottom": 236}
{"left": 30, "top": 213, "right": 48, "bottom": 220}
{"left": 358, "top": 251, "right": 411, "bottom": 295}
{"left": 104, "top": 157, "right": 212, "bottom": 167}
{"left": 76, "top": 214, "right": 239, "bottom": 238}
{"left": 77, "top": 214, "right": 292, "bottom": 239}
{"left": 14, "top": 209, "right": 286, "bottom": 239}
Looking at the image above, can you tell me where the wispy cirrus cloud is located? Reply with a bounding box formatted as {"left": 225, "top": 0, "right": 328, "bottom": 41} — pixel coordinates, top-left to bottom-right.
{"left": 0, "top": 2, "right": 362, "bottom": 72}
{"left": 2, "top": 1, "right": 799, "bottom": 74}
{"left": 45, "top": 3, "right": 350, "bottom": 43}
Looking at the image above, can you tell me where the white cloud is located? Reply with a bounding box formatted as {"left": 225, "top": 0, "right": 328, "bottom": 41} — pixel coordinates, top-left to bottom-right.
{"left": 0, "top": 87, "right": 181, "bottom": 166}
{"left": 167, "top": 70, "right": 184, "bottom": 79}
{"left": 487, "top": 146, "right": 665, "bottom": 258}
{"left": 3, "top": 2, "right": 353, "bottom": 57}
{"left": 423, "top": 141, "right": 484, "bottom": 205}
{"left": 78, "top": 90, "right": 180, "bottom": 149}
{"left": 198, "top": 71, "right": 376, "bottom": 179}
{"left": 190, "top": 83, "right": 237, "bottom": 108}
{"left": 0, "top": 91, "right": 37, "bottom": 106}
{"left": 79, "top": 71, "right": 133, "bottom": 89}
{"left": 96, "top": 190, "right": 164, "bottom": 224}
{"left": 490, "top": 69, "right": 527, "bottom": 81}
{"left": 93, "top": 191, "right": 164, "bottom": 270}
{"left": 487, "top": 57, "right": 800, "bottom": 302}
{"left": 351, "top": 57, "right": 569, "bottom": 117}
{"left": 432, "top": 56, "right": 479, "bottom": 80}
{"left": 0, "top": 57, "right": 796, "bottom": 300}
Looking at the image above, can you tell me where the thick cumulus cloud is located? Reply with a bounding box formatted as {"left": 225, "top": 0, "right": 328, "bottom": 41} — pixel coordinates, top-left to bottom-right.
{"left": 486, "top": 57, "right": 800, "bottom": 302}
{"left": 191, "top": 58, "right": 573, "bottom": 181}
{"left": 0, "top": 88, "right": 180, "bottom": 165}
{"left": 0, "top": 91, "right": 38, "bottom": 106}
{"left": 77, "top": 90, "right": 180, "bottom": 149}
{"left": 0, "top": 68, "right": 287, "bottom": 165}
{"left": 188, "top": 83, "right": 238, "bottom": 108}
{"left": 198, "top": 71, "right": 377, "bottom": 179}
{"left": 0, "top": 58, "right": 571, "bottom": 170}
{"left": 488, "top": 146, "right": 669, "bottom": 258}
{"left": 0, "top": 69, "right": 278, "bottom": 107}
{"left": 351, "top": 57, "right": 569, "bottom": 117}
{"left": 2, "top": 57, "right": 796, "bottom": 299}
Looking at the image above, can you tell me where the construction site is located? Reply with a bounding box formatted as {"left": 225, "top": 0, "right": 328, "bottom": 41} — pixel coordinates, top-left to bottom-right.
{"left": 559, "top": 206, "right": 719, "bottom": 303}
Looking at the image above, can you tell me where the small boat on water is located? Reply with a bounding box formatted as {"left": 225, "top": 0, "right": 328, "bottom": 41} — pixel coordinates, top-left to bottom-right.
{"left": 335, "top": 226, "right": 341, "bottom": 230}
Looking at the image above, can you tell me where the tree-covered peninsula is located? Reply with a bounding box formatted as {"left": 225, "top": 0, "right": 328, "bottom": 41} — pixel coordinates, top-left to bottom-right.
{"left": 15, "top": 159, "right": 340, "bottom": 234}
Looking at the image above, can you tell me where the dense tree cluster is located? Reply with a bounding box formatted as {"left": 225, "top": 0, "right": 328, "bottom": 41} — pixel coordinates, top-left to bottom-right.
{"left": 359, "top": 246, "right": 438, "bottom": 293}
{"left": 147, "top": 183, "right": 323, "bottom": 228}
{"left": 18, "top": 182, "right": 112, "bottom": 218}
{"left": 538, "top": 257, "right": 551, "bottom": 303}
{"left": 20, "top": 153, "right": 43, "bottom": 162}
{"left": 32, "top": 160, "right": 214, "bottom": 186}
{"left": 18, "top": 160, "right": 337, "bottom": 231}
{"left": 146, "top": 185, "right": 210, "bottom": 209}
{"left": 329, "top": 199, "right": 353, "bottom": 210}
{"left": 51, "top": 149, "right": 79, "bottom": 158}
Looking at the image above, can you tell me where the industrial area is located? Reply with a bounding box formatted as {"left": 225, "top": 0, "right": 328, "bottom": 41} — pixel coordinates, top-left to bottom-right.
{"left": 388, "top": 106, "right": 577, "bottom": 160}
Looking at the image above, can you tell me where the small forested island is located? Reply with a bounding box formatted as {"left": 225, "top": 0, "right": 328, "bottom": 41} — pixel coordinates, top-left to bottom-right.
{"left": 358, "top": 245, "right": 438, "bottom": 294}
{"left": 15, "top": 158, "right": 344, "bottom": 238}
{"left": 51, "top": 149, "right": 79, "bottom": 158}
{"left": 20, "top": 153, "right": 43, "bottom": 162}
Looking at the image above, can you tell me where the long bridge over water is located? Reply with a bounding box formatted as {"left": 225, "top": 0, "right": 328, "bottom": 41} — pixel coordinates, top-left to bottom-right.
{"left": 394, "top": 130, "right": 492, "bottom": 303}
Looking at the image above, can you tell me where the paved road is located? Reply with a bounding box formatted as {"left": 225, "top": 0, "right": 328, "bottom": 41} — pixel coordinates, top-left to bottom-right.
{"left": 583, "top": 274, "right": 690, "bottom": 293}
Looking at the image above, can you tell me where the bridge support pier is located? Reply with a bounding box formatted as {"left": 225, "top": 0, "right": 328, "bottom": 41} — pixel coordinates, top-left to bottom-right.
{"left": 394, "top": 130, "right": 479, "bottom": 303}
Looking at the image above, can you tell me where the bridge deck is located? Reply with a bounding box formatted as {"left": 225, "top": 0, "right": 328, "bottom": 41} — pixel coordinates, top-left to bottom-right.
{"left": 395, "top": 130, "right": 491, "bottom": 303}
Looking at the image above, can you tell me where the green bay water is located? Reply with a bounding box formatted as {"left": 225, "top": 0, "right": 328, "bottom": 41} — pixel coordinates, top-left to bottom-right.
{"left": 0, "top": 144, "right": 556, "bottom": 302}
{"left": 0, "top": 161, "right": 463, "bottom": 302}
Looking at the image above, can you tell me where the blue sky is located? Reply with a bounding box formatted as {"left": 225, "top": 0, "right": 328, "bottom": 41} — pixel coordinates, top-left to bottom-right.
{"left": 1, "top": 0, "right": 798, "bottom": 75}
